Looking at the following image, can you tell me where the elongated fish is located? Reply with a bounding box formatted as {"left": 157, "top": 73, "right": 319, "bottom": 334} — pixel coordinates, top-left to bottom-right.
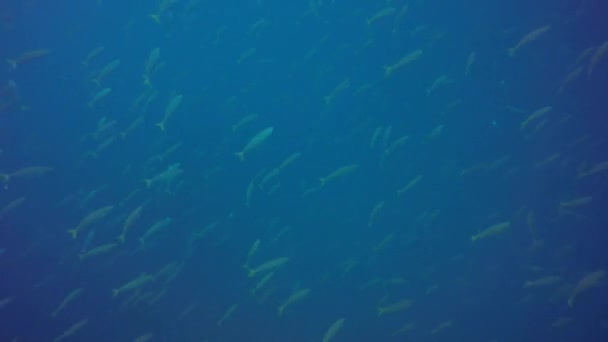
{"left": 235, "top": 126, "right": 274, "bottom": 161}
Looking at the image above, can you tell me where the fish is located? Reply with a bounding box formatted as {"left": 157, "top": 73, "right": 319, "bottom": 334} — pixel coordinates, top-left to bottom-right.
{"left": 232, "top": 113, "right": 258, "bottom": 133}
{"left": 112, "top": 273, "right": 154, "bottom": 297}
{"left": 568, "top": 270, "right": 606, "bottom": 307}
{"left": 278, "top": 288, "right": 310, "bottom": 317}
{"left": 384, "top": 49, "right": 423, "bottom": 77}
{"left": 523, "top": 276, "right": 561, "bottom": 288}
{"left": 322, "top": 318, "right": 345, "bottom": 342}
{"left": 91, "top": 59, "right": 120, "bottom": 86}
{"left": 79, "top": 242, "right": 118, "bottom": 261}
{"left": 577, "top": 161, "right": 608, "bottom": 179}
{"left": 559, "top": 196, "right": 592, "bottom": 209}
{"left": 431, "top": 320, "right": 453, "bottom": 335}
{"left": 156, "top": 93, "right": 183, "bottom": 131}
{"left": 235, "top": 127, "right": 274, "bottom": 161}
{"left": 53, "top": 318, "right": 88, "bottom": 342}
{"left": 68, "top": 205, "right": 113, "bottom": 239}
{"left": 6, "top": 166, "right": 53, "bottom": 183}
{"left": 366, "top": 7, "right": 396, "bottom": 26}
{"left": 245, "top": 239, "right": 261, "bottom": 267}
{"left": 245, "top": 256, "right": 289, "bottom": 277}
{"left": 520, "top": 106, "right": 551, "bottom": 130}
{"left": 51, "top": 288, "right": 84, "bottom": 318}
{"left": 80, "top": 230, "right": 95, "bottom": 254}
{"left": 138, "top": 217, "right": 171, "bottom": 245}
{"left": 118, "top": 205, "right": 144, "bottom": 243}
{"left": 81, "top": 46, "right": 104, "bottom": 67}
{"left": 7, "top": 49, "right": 50, "bottom": 70}
{"left": 0, "top": 197, "right": 25, "bottom": 220}
{"left": 508, "top": 25, "right": 551, "bottom": 57}
{"left": 149, "top": 0, "right": 179, "bottom": 24}
{"left": 144, "top": 163, "right": 183, "bottom": 188}
{"left": 464, "top": 52, "right": 476, "bottom": 76}
{"left": 133, "top": 333, "right": 155, "bottom": 342}
{"left": 368, "top": 201, "right": 385, "bottom": 228}
{"left": 143, "top": 48, "right": 160, "bottom": 87}
{"left": 396, "top": 175, "right": 422, "bottom": 196}
{"left": 471, "top": 221, "right": 510, "bottom": 242}
{"left": 319, "top": 164, "right": 359, "bottom": 187}
{"left": 87, "top": 88, "right": 112, "bottom": 108}
{"left": 217, "top": 304, "right": 238, "bottom": 326}
{"left": 251, "top": 271, "right": 274, "bottom": 295}
{"left": 588, "top": 41, "right": 608, "bottom": 78}
{"left": 0, "top": 296, "right": 13, "bottom": 309}
{"left": 391, "top": 322, "right": 415, "bottom": 337}
{"left": 324, "top": 78, "right": 350, "bottom": 105}
{"left": 377, "top": 299, "right": 412, "bottom": 316}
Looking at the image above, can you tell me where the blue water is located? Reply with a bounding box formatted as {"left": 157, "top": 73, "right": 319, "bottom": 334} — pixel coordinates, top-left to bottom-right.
{"left": 1, "top": 0, "right": 608, "bottom": 341}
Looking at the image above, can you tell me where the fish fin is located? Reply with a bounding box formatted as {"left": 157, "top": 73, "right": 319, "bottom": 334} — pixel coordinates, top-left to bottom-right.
{"left": 149, "top": 14, "right": 160, "bottom": 24}
{"left": 143, "top": 75, "right": 150, "bottom": 86}
{"left": 6, "top": 59, "right": 16, "bottom": 70}
{"left": 567, "top": 297, "right": 574, "bottom": 308}
{"left": 383, "top": 66, "right": 392, "bottom": 77}
{"left": 67, "top": 229, "right": 78, "bottom": 239}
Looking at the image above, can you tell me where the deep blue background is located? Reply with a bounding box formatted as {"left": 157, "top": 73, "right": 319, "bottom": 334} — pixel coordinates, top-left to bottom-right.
{"left": 1, "top": 0, "right": 608, "bottom": 341}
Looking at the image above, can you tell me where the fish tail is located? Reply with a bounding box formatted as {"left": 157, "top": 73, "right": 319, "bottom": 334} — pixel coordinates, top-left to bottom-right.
{"left": 117, "top": 234, "right": 125, "bottom": 243}
{"left": 507, "top": 48, "right": 516, "bottom": 57}
{"left": 383, "top": 66, "right": 392, "bottom": 77}
{"left": 6, "top": 59, "right": 16, "bottom": 70}
{"left": 67, "top": 229, "right": 78, "bottom": 239}
{"left": 144, "top": 179, "right": 152, "bottom": 188}
{"left": 319, "top": 177, "right": 326, "bottom": 187}
{"left": 143, "top": 75, "right": 151, "bottom": 87}
{"left": 235, "top": 152, "right": 245, "bottom": 162}
{"left": 155, "top": 122, "right": 165, "bottom": 131}
{"left": 149, "top": 14, "right": 160, "bottom": 24}
{"left": 112, "top": 289, "right": 120, "bottom": 298}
